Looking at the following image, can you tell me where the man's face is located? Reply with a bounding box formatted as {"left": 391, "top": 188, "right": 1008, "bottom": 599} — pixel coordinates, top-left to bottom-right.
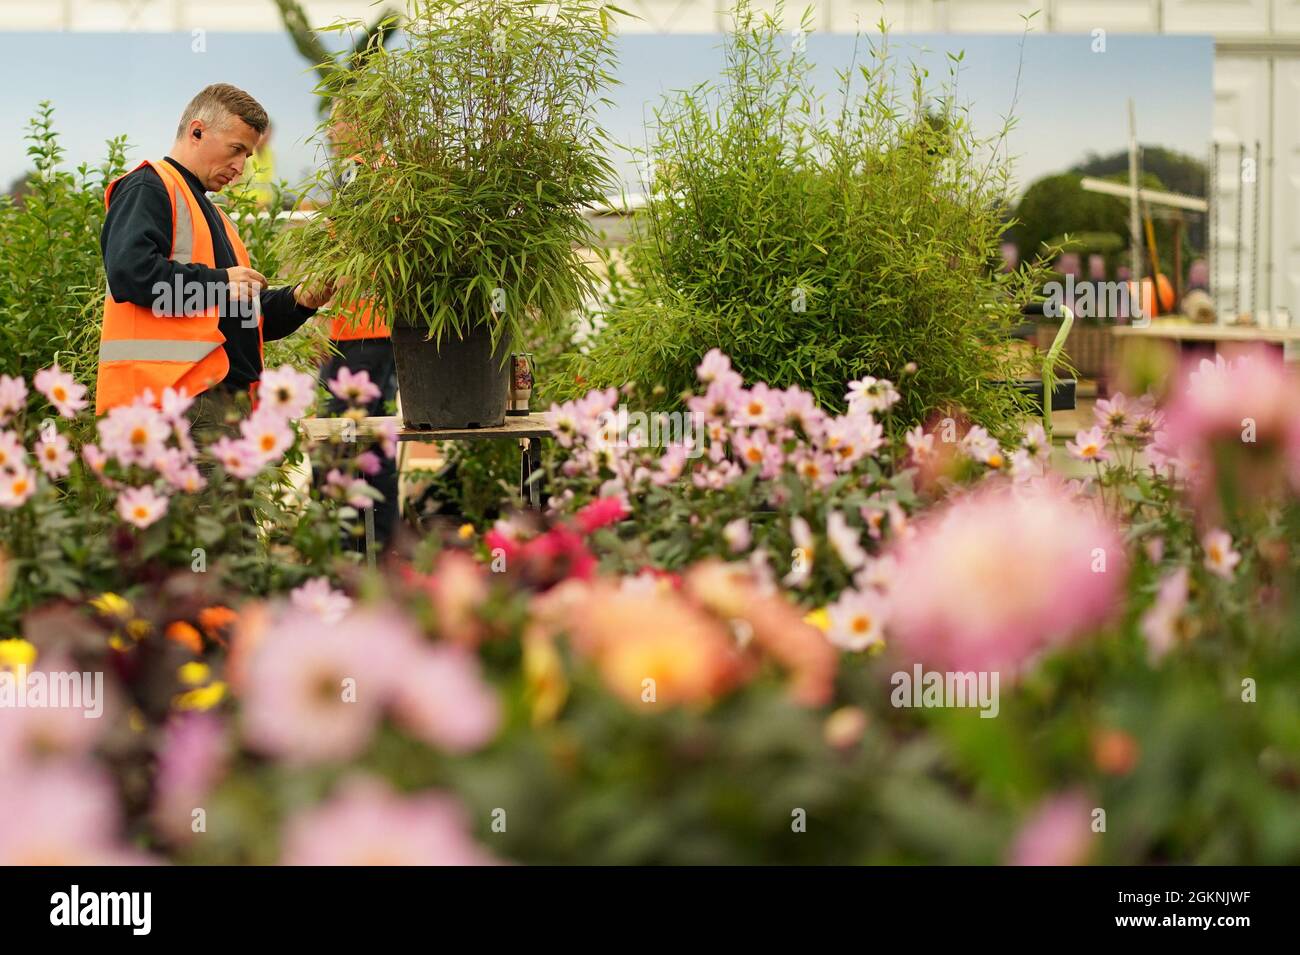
{"left": 189, "top": 114, "right": 261, "bottom": 192}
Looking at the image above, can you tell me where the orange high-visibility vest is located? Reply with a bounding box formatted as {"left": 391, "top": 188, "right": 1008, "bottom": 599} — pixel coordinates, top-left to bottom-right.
{"left": 326, "top": 152, "right": 389, "bottom": 342}
{"left": 95, "top": 159, "right": 263, "bottom": 414}
{"left": 329, "top": 299, "right": 389, "bottom": 341}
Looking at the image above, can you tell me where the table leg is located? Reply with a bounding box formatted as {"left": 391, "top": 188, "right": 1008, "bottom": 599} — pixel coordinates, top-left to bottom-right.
{"left": 519, "top": 437, "right": 544, "bottom": 510}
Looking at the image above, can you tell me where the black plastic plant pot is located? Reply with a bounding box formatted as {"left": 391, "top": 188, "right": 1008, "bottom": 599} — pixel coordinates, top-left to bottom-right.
{"left": 1006, "top": 377, "right": 1077, "bottom": 413}
{"left": 390, "top": 319, "right": 511, "bottom": 430}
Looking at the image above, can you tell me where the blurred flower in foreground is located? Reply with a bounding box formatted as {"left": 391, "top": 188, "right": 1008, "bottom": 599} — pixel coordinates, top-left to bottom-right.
{"left": 0, "top": 654, "right": 111, "bottom": 764}
{"left": 825, "top": 588, "right": 887, "bottom": 652}
{"left": 1161, "top": 348, "right": 1300, "bottom": 518}
{"left": 886, "top": 483, "right": 1125, "bottom": 676}
{"left": 152, "top": 712, "right": 228, "bottom": 845}
{"left": 538, "top": 579, "right": 744, "bottom": 710}
{"left": 279, "top": 777, "right": 498, "bottom": 865}
{"left": 523, "top": 629, "right": 568, "bottom": 725}
{"left": 240, "top": 606, "right": 416, "bottom": 763}
{"left": 1140, "top": 565, "right": 1191, "bottom": 663}
{"left": 823, "top": 706, "right": 868, "bottom": 750}
{"left": 197, "top": 605, "right": 238, "bottom": 647}
{"left": 0, "top": 637, "right": 35, "bottom": 671}
{"left": 1201, "top": 528, "right": 1241, "bottom": 580}
{"left": 685, "top": 560, "right": 837, "bottom": 706}
{"left": 289, "top": 577, "right": 352, "bottom": 625}
{"left": 1007, "top": 791, "right": 1094, "bottom": 866}
{"left": 391, "top": 645, "right": 500, "bottom": 752}
{"left": 402, "top": 550, "right": 489, "bottom": 645}
{"left": 1091, "top": 728, "right": 1140, "bottom": 776}
{"left": 239, "top": 602, "right": 500, "bottom": 762}
{"left": 0, "top": 763, "right": 153, "bottom": 864}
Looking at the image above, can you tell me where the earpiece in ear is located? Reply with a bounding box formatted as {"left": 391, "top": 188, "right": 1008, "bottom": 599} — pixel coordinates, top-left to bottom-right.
{"left": 194, "top": 129, "right": 202, "bottom": 139}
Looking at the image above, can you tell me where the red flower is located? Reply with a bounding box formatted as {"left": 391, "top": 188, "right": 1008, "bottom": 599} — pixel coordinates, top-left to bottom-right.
{"left": 483, "top": 529, "right": 521, "bottom": 564}
{"left": 574, "top": 496, "right": 629, "bottom": 535}
{"left": 526, "top": 526, "right": 597, "bottom": 582}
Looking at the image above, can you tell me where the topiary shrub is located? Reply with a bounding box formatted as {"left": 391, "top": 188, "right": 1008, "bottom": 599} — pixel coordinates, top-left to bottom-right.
{"left": 560, "top": 2, "right": 1046, "bottom": 436}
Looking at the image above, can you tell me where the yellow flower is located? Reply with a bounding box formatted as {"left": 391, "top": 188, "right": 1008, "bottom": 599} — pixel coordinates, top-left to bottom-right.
{"left": 108, "top": 635, "right": 130, "bottom": 653}
{"left": 457, "top": 523, "right": 475, "bottom": 540}
{"left": 125, "top": 619, "right": 152, "bottom": 641}
{"left": 177, "top": 662, "right": 211, "bottom": 687}
{"left": 90, "top": 592, "right": 131, "bottom": 619}
{"left": 128, "top": 709, "right": 147, "bottom": 734}
{"left": 523, "top": 633, "right": 568, "bottom": 726}
{"left": 0, "top": 638, "right": 36, "bottom": 671}
{"left": 803, "top": 607, "right": 831, "bottom": 632}
{"left": 174, "top": 682, "right": 227, "bottom": 711}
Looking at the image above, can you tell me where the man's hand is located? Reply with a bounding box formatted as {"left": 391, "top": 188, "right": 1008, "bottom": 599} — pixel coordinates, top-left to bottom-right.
{"left": 225, "top": 266, "right": 268, "bottom": 303}
{"left": 293, "top": 278, "right": 336, "bottom": 310}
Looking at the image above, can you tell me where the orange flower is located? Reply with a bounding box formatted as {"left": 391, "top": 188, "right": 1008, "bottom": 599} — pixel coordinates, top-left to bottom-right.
{"left": 224, "top": 602, "right": 268, "bottom": 693}
{"left": 428, "top": 551, "right": 489, "bottom": 646}
{"left": 197, "top": 606, "right": 238, "bottom": 646}
{"left": 1091, "top": 728, "right": 1140, "bottom": 776}
{"left": 164, "top": 621, "right": 204, "bottom": 655}
{"left": 558, "top": 580, "right": 745, "bottom": 710}
{"left": 684, "top": 560, "right": 837, "bottom": 707}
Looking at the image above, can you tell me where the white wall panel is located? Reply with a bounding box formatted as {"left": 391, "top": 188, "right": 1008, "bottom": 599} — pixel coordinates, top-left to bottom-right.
{"left": 940, "top": 0, "right": 1044, "bottom": 33}
{"left": 834, "top": 0, "right": 943, "bottom": 32}
{"left": 1271, "top": 59, "right": 1300, "bottom": 316}
{"left": 1209, "top": 56, "right": 1271, "bottom": 317}
{"left": 1054, "top": 1, "right": 1161, "bottom": 32}
{"left": 1163, "top": 0, "right": 1270, "bottom": 33}
{"left": 1271, "top": 0, "right": 1300, "bottom": 31}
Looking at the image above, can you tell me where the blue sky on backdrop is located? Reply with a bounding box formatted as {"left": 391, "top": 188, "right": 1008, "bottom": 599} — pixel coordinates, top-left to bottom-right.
{"left": 0, "top": 30, "right": 1211, "bottom": 198}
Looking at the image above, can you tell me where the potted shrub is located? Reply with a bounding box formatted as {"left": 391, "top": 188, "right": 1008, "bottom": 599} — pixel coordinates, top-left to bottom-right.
{"left": 559, "top": 2, "right": 1050, "bottom": 437}
{"left": 282, "top": 0, "right": 621, "bottom": 428}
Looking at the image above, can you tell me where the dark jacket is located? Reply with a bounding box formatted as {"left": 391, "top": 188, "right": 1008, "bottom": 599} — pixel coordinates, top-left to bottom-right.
{"left": 100, "top": 156, "right": 316, "bottom": 390}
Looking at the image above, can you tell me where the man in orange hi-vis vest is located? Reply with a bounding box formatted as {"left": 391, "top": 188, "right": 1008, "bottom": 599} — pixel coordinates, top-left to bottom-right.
{"left": 96, "top": 84, "right": 333, "bottom": 436}
{"left": 314, "top": 100, "right": 399, "bottom": 550}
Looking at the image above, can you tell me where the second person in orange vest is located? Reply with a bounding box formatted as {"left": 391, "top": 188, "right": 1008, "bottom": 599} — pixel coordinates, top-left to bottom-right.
{"left": 96, "top": 83, "right": 333, "bottom": 440}
{"left": 315, "top": 102, "right": 399, "bottom": 551}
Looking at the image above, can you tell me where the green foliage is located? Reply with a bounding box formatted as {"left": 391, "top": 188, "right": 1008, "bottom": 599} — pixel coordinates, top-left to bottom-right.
{"left": 1013, "top": 168, "right": 1195, "bottom": 283}
{"left": 0, "top": 104, "right": 127, "bottom": 383}
{"left": 277, "top": 0, "right": 624, "bottom": 352}
{"left": 1042, "top": 231, "right": 1124, "bottom": 256}
{"left": 1010, "top": 172, "right": 1130, "bottom": 271}
{"left": 562, "top": 2, "right": 1043, "bottom": 433}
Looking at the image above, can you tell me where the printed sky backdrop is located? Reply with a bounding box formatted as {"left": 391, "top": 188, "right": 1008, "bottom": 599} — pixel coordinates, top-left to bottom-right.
{"left": 0, "top": 30, "right": 1211, "bottom": 199}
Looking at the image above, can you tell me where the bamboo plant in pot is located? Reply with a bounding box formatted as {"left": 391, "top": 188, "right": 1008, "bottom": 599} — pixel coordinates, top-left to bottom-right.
{"left": 284, "top": 0, "right": 621, "bottom": 429}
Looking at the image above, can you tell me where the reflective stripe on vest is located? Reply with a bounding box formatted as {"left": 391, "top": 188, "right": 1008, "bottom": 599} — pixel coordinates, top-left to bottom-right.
{"left": 170, "top": 186, "right": 195, "bottom": 263}
{"left": 95, "top": 159, "right": 247, "bottom": 413}
{"left": 99, "top": 338, "right": 225, "bottom": 363}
